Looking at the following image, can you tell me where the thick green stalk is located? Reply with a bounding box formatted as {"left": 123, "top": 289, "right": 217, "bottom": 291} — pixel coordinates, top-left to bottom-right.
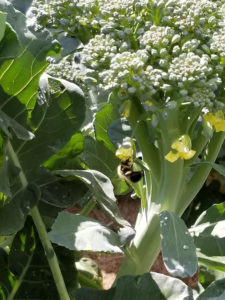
{"left": 177, "top": 132, "right": 225, "bottom": 215}
{"left": 128, "top": 99, "right": 160, "bottom": 183}
{"left": 117, "top": 100, "right": 225, "bottom": 279}
{"left": 117, "top": 211, "right": 161, "bottom": 278}
{"left": 117, "top": 130, "right": 225, "bottom": 279}
{"left": 117, "top": 159, "right": 185, "bottom": 278}
{"left": 6, "top": 141, "right": 70, "bottom": 300}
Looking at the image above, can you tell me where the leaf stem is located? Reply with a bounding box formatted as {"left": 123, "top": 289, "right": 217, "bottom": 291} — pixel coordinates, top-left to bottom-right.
{"left": 7, "top": 255, "right": 33, "bottom": 300}
{"left": 80, "top": 197, "right": 96, "bottom": 216}
{"left": 31, "top": 206, "right": 71, "bottom": 300}
{"left": 6, "top": 140, "right": 70, "bottom": 300}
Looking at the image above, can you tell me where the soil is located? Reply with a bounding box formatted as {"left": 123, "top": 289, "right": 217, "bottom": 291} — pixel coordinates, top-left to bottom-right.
{"left": 68, "top": 195, "right": 199, "bottom": 290}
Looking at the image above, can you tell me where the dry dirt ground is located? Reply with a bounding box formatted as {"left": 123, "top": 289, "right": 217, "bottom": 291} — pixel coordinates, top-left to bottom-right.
{"left": 68, "top": 195, "right": 198, "bottom": 290}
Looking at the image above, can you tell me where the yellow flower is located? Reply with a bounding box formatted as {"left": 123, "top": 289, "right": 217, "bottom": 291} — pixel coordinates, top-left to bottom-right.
{"left": 115, "top": 146, "right": 133, "bottom": 162}
{"left": 165, "top": 135, "right": 196, "bottom": 163}
{"left": 204, "top": 110, "right": 225, "bottom": 132}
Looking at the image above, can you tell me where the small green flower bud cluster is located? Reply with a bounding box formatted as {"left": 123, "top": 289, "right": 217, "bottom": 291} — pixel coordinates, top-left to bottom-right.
{"left": 139, "top": 26, "right": 174, "bottom": 49}
{"left": 82, "top": 35, "right": 117, "bottom": 68}
{"left": 46, "top": 57, "right": 76, "bottom": 82}
{"left": 168, "top": 53, "right": 212, "bottom": 82}
{"left": 161, "top": 0, "right": 218, "bottom": 33}
{"left": 98, "top": 50, "right": 149, "bottom": 92}
{"left": 183, "top": 87, "right": 215, "bottom": 108}
{"left": 210, "top": 28, "right": 225, "bottom": 58}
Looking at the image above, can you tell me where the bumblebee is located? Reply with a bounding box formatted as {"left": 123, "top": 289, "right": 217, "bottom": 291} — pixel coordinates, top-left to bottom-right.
{"left": 116, "top": 138, "right": 143, "bottom": 184}
{"left": 117, "top": 158, "right": 143, "bottom": 184}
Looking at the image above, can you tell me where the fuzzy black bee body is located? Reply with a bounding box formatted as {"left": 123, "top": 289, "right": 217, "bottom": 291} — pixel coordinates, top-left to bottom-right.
{"left": 118, "top": 158, "right": 143, "bottom": 183}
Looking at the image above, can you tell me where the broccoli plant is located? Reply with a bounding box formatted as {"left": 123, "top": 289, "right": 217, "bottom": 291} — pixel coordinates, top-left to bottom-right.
{"left": 29, "top": 0, "right": 225, "bottom": 280}
{"left": 2, "top": 0, "right": 225, "bottom": 299}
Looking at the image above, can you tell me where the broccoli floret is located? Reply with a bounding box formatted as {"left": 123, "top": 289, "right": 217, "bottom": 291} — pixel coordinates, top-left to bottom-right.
{"left": 28, "top": 0, "right": 225, "bottom": 109}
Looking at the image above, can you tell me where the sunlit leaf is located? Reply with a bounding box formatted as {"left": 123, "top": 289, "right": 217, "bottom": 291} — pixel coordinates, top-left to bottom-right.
{"left": 160, "top": 211, "right": 197, "bottom": 277}
{"left": 191, "top": 201, "right": 225, "bottom": 256}
{"left": 48, "top": 211, "right": 123, "bottom": 253}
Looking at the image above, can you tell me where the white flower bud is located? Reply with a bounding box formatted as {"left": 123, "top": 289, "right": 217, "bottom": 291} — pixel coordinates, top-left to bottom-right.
{"left": 172, "top": 34, "right": 181, "bottom": 44}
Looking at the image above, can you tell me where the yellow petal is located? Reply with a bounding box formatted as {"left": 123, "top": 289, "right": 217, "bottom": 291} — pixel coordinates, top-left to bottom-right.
{"left": 171, "top": 135, "right": 192, "bottom": 153}
{"left": 204, "top": 112, "right": 216, "bottom": 126}
{"left": 171, "top": 140, "right": 186, "bottom": 152}
{"left": 214, "top": 120, "right": 225, "bottom": 132}
{"left": 165, "top": 151, "right": 180, "bottom": 163}
{"left": 179, "top": 150, "right": 196, "bottom": 160}
{"left": 204, "top": 111, "right": 225, "bottom": 132}
{"left": 115, "top": 147, "right": 133, "bottom": 161}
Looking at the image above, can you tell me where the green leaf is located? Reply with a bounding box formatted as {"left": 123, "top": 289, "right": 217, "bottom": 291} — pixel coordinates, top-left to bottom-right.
{"left": 57, "top": 33, "right": 81, "bottom": 56}
{"left": 0, "top": 217, "right": 77, "bottom": 299}
{"left": 197, "top": 278, "right": 225, "bottom": 300}
{"left": 159, "top": 211, "right": 198, "bottom": 277}
{"left": 190, "top": 201, "right": 225, "bottom": 256}
{"left": 0, "top": 110, "right": 34, "bottom": 140}
{"left": 94, "top": 103, "right": 119, "bottom": 151}
{"left": 53, "top": 169, "right": 135, "bottom": 244}
{"left": 48, "top": 211, "right": 123, "bottom": 253}
{"left": 0, "top": 0, "right": 45, "bottom": 45}
{"left": 41, "top": 176, "right": 87, "bottom": 208}
{"left": 193, "top": 161, "right": 225, "bottom": 177}
{"left": 0, "top": 184, "right": 40, "bottom": 235}
{"left": 0, "top": 248, "right": 16, "bottom": 299}
{"left": 108, "top": 118, "right": 132, "bottom": 148}
{"left": 0, "top": 158, "right": 11, "bottom": 197}
{"left": 43, "top": 132, "right": 84, "bottom": 170}
{"left": 197, "top": 252, "right": 225, "bottom": 273}
{"left": 81, "top": 136, "right": 119, "bottom": 179}
{"left": 14, "top": 74, "right": 85, "bottom": 179}
{"left": 75, "top": 272, "right": 194, "bottom": 300}
{"left": 0, "top": 11, "right": 7, "bottom": 42}
{"left": 10, "top": 0, "right": 33, "bottom": 14}
{"left": 7, "top": 218, "right": 36, "bottom": 300}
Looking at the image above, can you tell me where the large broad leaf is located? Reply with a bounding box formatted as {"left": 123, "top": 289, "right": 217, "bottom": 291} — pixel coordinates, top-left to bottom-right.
{"left": 0, "top": 183, "right": 40, "bottom": 235}
{"left": 40, "top": 170, "right": 88, "bottom": 209}
{"left": 94, "top": 102, "right": 119, "bottom": 151}
{"left": 0, "top": 217, "right": 77, "bottom": 299}
{"left": 0, "top": 11, "right": 7, "bottom": 42}
{"left": 108, "top": 118, "right": 132, "bottom": 148}
{"left": 159, "top": 211, "right": 198, "bottom": 277}
{"left": 197, "top": 278, "right": 225, "bottom": 300}
{"left": 0, "top": 110, "right": 34, "bottom": 140}
{"left": 81, "top": 136, "right": 119, "bottom": 179}
{"left": 53, "top": 169, "right": 135, "bottom": 245}
{"left": 57, "top": 33, "right": 81, "bottom": 56}
{"left": 190, "top": 201, "right": 225, "bottom": 256}
{"left": 48, "top": 211, "right": 123, "bottom": 253}
{"left": 0, "top": 2, "right": 85, "bottom": 234}
{"left": 43, "top": 132, "right": 84, "bottom": 170}
{"left": 8, "top": 0, "right": 32, "bottom": 14}
{"left": 75, "top": 272, "right": 194, "bottom": 300}
{"left": 0, "top": 0, "right": 43, "bottom": 45}
{"left": 80, "top": 136, "right": 129, "bottom": 196}
{"left": 12, "top": 73, "right": 85, "bottom": 180}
